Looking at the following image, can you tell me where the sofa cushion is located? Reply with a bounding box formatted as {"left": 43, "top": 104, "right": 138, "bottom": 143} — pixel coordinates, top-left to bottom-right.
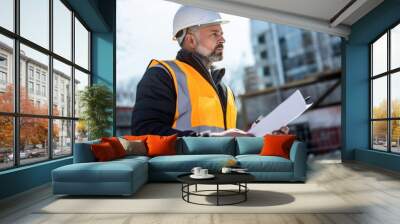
{"left": 73, "top": 139, "right": 100, "bottom": 163}
{"left": 236, "top": 155, "right": 293, "bottom": 172}
{"left": 177, "top": 137, "right": 235, "bottom": 155}
{"left": 118, "top": 138, "right": 147, "bottom": 156}
{"left": 114, "top": 155, "right": 150, "bottom": 163}
{"left": 260, "top": 134, "right": 296, "bottom": 159}
{"left": 90, "top": 142, "right": 118, "bottom": 161}
{"left": 101, "top": 137, "right": 127, "bottom": 158}
{"left": 148, "top": 154, "right": 235, "bottom": 172}
{"left": 147, "top": 134, "right": 177, "bottom": 157}
{"left": 123, "top": 135, "right": 148, "bottom": 142}
{"left": 235, "top": 137, "right": 264, "bottom": 155}
{"left": 52, "top": 158, "right": 147, "bottom": 183}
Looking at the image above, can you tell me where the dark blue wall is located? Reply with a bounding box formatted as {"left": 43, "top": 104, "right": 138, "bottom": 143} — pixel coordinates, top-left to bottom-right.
{"left": 343, "top": 0, "right": 400, "bottom": 171}
{"left": 0, "top": 0, "right": 116, "bottom": 200}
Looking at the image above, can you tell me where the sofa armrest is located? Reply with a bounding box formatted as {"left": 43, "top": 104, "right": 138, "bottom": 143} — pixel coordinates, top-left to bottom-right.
{"left": 73, "top": 140, "right": 99, "bottom": 163}
{"left": 289, "top": 141, "right": 308, "bottom": 181}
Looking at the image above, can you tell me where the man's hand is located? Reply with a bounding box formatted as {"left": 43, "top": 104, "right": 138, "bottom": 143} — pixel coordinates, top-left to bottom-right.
{"left": 272, "top": 126, "right": 290, "bottom": 135}
{"left": 209, "top": 128, "right": 255, "bottom": 137}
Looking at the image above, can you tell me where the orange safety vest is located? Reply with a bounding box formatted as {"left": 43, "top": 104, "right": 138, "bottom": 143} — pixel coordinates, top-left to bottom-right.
{"left": 147, "top": 59, "right": 237, "bottom": 133}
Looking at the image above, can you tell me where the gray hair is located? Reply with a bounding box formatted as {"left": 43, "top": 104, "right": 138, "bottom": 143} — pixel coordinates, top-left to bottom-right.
{"left": 176, "top": 26, "right": 201, "bottom": 46}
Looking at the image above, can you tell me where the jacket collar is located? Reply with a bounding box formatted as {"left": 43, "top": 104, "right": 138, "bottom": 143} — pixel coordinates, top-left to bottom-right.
{"left": 175, "top": 49, "right": 225, "bottom": 85}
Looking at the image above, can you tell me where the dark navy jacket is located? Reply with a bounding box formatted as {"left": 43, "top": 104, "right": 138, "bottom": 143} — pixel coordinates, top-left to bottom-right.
{"left": 131, "top": 49, "right": 231, "bottom": 136}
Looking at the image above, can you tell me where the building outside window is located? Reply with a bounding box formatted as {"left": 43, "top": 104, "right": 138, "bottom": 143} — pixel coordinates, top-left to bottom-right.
{"left": 0, "top": 54, "right": 7, "bottom": 88}
{"left": 260, "top": 50, "right": 267, "bottom": 59}
{"left": 36, "top": 83, "right": 40, "bottom": 95}
{"left": 41, "top": 73, "right": 46, "bottom": 83}
{"left": 263, "top": 66, "right": 270, "bottom": 77}
{"left": 42, "top": 85, "right": 46, "bottom": 97}
{"left": 28, "top": 81, "right": 34, "bottom": 94}
{"left": 35, "top": 70, "right": 40, "bottom": 81}
{"left": 28, "top": 67, "right": 34, "bottom": 80}
{"left": 258, "top": 34, "right": 265, "bottom": 44}
{"left": 0, "top": 71, "right": 7, "bottom": 86}
{"left": 54, "top": 89, "right": 58, "bottom": 103}
{"left": 0, "top": 54, "right": 7, "bottom": 67}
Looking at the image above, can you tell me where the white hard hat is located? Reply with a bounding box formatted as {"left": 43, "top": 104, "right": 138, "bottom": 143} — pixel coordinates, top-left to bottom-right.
{"left": 173, "top": 6, "right": 228, "bottom": 41}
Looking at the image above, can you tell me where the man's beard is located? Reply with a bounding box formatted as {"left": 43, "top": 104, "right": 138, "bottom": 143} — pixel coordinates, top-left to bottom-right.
{"left": 195, "top": 43, "right": 224, "bottom": 63}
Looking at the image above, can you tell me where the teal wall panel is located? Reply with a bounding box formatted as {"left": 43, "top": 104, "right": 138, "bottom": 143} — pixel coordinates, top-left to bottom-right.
{"left": 0, "top": 158, "right": 72, "bottom": 199}
{"left": 355, "top": 149, "right": 400, "bottom": 172}
{"left": 342, "top": 44, "right": 369, "bottom": 160}
{"left": 92, "top": 32, "right": 114, "bottom": 87}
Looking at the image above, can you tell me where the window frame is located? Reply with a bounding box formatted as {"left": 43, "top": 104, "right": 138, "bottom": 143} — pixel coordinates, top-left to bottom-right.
{"left": 0, "top": 0, "right": 92, "bottom": 171}
{"left": 369, "top": 20, "right": 400, "bottom": 154}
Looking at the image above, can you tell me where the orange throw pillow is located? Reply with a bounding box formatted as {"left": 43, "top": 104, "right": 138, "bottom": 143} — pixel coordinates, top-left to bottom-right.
{"left": 123, "top": 135, "right": 148, "bottom": 142}
{"left": 91, "top": 142, "right": 117, "bottom": 161}
{"left": 101, "top": 137, "right": 127, "bottom": 158}
{"left": 260, "top": 134, "right": 296, "bottom": 159}
{"left": 146, "top": 134, "right": 177, "bottom": 157}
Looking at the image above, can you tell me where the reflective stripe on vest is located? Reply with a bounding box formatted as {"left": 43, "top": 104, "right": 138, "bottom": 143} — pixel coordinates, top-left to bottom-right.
{"left": 148, "top": 59, "right": 237, "bottom": 133}
{"left": 225, "top": 85, "right": 237, "bottom": 129}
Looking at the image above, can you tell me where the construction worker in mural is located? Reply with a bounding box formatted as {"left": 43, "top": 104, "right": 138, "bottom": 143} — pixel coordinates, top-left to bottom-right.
{"left": 131, "top": 5, "right": 288, "bottom": 137}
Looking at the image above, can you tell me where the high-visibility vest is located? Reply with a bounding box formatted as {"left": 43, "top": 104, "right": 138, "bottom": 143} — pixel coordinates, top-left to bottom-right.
{"left": 147, "top": 59, "right": 237, "bottom": 133}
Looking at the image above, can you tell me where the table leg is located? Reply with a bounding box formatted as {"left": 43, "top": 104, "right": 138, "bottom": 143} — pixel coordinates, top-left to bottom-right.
{"left": 195, "top": 184, "right": 197, "bottom": 192}
{"left": 245, "top": 183, "right": 247, "bottom": 201}
{"left": 217, "top": 184, "right": 219, "bottom": 206}
{"left": 187, "top": 184, "right": 190, "bottom": 202}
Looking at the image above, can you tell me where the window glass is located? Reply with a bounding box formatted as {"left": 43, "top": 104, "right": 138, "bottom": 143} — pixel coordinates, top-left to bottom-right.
{"left": 75, "top": 120, "right": 88, "bottom": 143}
{"left": 0, "top": 116, "right": 13, "bottom": 170}
{"left": 53, "top": 0, "right": 72, "bottom": 60}
{"left": 391, "top": 72, "right": 400, "bottom": 118}
{"left": 20, "top": 44, "right": 49, "bottom": 115}
{"left": 372, "top": 121, "right": 388, "bottom": 151}
{"left": 391, "top": 120, "right": 400, "bottom": 153}
{"left": 0, "top": 0, "right": 14, "bottom": 31}
{"left": 74, "top": 69, "right": 89, "bottom": 118}
{"left": 372, "top": 76, "right": 387, "bottom": 119}
{"left": 372, "top": 33, "right": 387, "bottom": 76}
{"left": 74, "top": 18, "right": 89, "bottom": 70}
{"left": 20, "top": 0, "right": 49, "bottom": 49}
{"left": 391, "top": 24, "right": 400, "bottom": 70}
{"left": 0, "top": 34, "right": 14, "bottom": 113}
{"left": 20, "top": 117, "right": 49, "bottom": 165}
{"left": 53, "top": 59, "right": 72, "bottom": 117}
{"left": 53, "top": 119, "right": 72, "bottom": 157}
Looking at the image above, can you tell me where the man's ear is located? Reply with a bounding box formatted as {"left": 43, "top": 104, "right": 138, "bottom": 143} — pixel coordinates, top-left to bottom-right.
{"left": 186, "top": 34, "right": 197, "bottom": 50}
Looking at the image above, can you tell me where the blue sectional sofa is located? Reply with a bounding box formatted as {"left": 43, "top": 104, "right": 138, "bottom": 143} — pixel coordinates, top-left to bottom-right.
{"left": 52, "top": 137, "right": 307, "bottom": 196}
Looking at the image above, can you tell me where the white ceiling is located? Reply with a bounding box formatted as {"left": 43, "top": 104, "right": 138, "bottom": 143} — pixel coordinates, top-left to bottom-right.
{"left": 167, "top": 0, "right": 384, "bottom": 38}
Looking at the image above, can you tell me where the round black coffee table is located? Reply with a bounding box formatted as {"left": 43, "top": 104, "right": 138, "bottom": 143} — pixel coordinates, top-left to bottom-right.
{"left": 177, "top": 173, "right": 255, "bottom": 206}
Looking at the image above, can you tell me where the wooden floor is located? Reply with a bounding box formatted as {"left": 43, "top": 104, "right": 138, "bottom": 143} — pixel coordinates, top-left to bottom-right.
{"left": 1, "top": 151, "right": 400, "bottom": 224}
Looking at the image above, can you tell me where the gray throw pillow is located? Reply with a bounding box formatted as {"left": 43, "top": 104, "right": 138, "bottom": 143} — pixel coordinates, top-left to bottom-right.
{"left": 118, "top": 137, "right": 147, "bottom": 156}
